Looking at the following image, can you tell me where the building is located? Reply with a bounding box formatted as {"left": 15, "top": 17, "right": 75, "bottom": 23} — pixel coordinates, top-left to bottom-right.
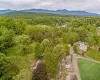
{"left": 79, "top": 42, "right": 87, "bottom": 52}
{"left": 76, "top": 41, "right": 88, "bottom": 52}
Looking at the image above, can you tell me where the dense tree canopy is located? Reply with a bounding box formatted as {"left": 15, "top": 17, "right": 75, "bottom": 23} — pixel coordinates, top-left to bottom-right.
{"left": 62, "top": 32, "right": 79, "bottom": 45}
{"left": 0, "top": 53, "right": 19, "bottom": 80}
{"left": 0, "top": 13, "right": 100, "bottom": 80}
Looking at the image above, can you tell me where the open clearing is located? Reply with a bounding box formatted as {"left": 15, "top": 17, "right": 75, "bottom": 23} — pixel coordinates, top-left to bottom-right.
{"left": 78, "top": 58, "right": 100, "bottom": 80}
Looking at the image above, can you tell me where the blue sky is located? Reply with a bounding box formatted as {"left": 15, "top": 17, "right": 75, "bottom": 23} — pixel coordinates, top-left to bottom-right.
{"left": 0, "top": 0, "right": 100, "bottom": 13}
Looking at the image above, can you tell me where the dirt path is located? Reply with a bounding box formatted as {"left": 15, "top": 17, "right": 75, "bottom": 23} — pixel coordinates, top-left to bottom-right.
{"left": 66, "top": 75, "right": 71, "bottom": 80}
{"left": 32, "top": 60, "right": 42, "bottom": 69}
{"left": 72, "top": 54, "right": 81, "bottom": 80}
{"left": 70, "top": 46, "right": 81, "bottom": 80}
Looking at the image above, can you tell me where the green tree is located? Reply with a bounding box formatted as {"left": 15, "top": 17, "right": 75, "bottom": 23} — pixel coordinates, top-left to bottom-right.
{"left": 0, "top": 53, "right": 19, "bottom": 80}
{"left": 44, "top": 44, "right": 69, "bottom": 77}
{"left": 44, "top": 52, "right": 58, "bottom": 77}
{"left": 16, "top": 34, "right": 31, "bottom": 45}
{"left": 62, "top": 32, "right": 79, "bottom": 45}
{"left": 0, "top": 27, "right": 15, "bottom": 53}
{"left": 35, "top": 43, "right": 43, "bottom": 59}
{"left": 73, "top": 44, "right": 79, "bottom": 53}
{"left": 41, "top": 39, "right": 50, "bottom": 52}
{"left": 26, "top": 25, "right": 55, "bottom": 42}
{"left": 53, "top": 44, "right": 69, "bottom": 59}
{"left": 86, "top": 24, "right": 96, "bottom": 33}
{"left": 14, "top": 34, "right": 31, "bottom": 56}
{"left": 85, "top": 37, "right": 96, "bottom": 46}
{"left": 74, "top": 27, "right": 87, "bottom": 41}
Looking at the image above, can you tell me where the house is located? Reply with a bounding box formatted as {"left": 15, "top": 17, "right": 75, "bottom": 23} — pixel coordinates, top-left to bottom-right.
{"left": 79, "top": 42, "right": 87, "bottom": 52}
{"left": 76, "top": 41, "right": 88, "bottom": 52}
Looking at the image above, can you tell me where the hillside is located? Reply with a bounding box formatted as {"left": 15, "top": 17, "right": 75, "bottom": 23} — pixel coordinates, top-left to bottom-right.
{"left": 0, "top": 11, "right": 67, "bottom": 17}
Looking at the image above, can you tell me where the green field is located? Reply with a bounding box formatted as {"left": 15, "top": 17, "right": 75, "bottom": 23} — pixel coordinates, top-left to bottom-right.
{"left": 78, "top": 59, "right": 100, "bottom": 80}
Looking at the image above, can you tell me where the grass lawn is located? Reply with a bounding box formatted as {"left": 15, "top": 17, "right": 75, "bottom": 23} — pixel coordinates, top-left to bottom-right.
{"left": 86, "top": 48, "right": 100, "bottom": 61}
{"left": 78, "top": 58, "right": 100, "bottom": 80}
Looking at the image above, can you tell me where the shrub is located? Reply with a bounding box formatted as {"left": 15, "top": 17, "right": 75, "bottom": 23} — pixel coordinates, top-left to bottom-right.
{"left": 73, "top": 44, "right": 78, "bottom": 53}
{"left": 34, "top": 43, "right": 43, "bottom": 59}
{"left": 0, "top": 53, "right": 19, "bottom": 80}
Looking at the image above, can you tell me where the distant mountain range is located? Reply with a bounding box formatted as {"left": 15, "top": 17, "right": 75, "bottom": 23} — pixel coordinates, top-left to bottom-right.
{"left": 0, "top": 9, "right": 13, "bottom": 14}
{"left": 0, "top": 9, "right": 99, "bottom": 16}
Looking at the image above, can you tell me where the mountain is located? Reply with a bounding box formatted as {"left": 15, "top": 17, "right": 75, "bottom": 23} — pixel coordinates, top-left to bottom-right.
{"left": 23, "top": 9, "right": 99, "bottom": 16}
{"left": 0, "top": 9, "right": 99, "bottom": 16}
{"left": 55, "top": 9, "right": 99, "bottom": 16}
{"left": 0, "top": 9, "right": 13, "bottom": 14}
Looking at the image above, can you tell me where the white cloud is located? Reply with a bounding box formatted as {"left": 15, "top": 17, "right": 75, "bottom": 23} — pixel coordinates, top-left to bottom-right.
{"left": 0, "top": 0, "right": 100, "bottom": 13}
{"left": 39, "top": 1, "right": 53, "bottom": 7}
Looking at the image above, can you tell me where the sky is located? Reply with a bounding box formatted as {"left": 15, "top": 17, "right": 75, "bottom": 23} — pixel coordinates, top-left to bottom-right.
{"left": 0, "top": 0, "right": 100, "bottom": 13}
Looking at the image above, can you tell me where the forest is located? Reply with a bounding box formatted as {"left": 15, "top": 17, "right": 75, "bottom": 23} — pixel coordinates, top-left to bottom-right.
{"left": 0, "top": 11, "right": 100, "bottom": 80}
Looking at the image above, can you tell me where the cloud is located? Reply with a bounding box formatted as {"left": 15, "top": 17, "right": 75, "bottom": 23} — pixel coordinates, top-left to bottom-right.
{"left": 0, "top": 0, "right": 100, "bottom": 13}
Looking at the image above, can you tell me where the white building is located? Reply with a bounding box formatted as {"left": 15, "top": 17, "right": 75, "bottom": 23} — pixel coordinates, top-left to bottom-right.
{"left": 79, "top": 42, "right": 87, "bottom": 52}
{"left": 76, "top": 41, "right": 88, "bottom": 52}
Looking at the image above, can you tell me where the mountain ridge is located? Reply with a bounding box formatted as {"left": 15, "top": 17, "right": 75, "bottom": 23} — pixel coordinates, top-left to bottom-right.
{"left": 0, "top": 9, "right": 99, "bottom": 16}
